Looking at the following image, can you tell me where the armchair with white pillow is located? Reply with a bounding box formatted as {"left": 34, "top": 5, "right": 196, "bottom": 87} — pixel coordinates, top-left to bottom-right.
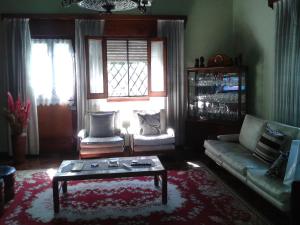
{"left": 77, "top": 111, "right": 127, "bottom": 159}
{"left": 128, "top": 109, "right": 176, "bottom": 156}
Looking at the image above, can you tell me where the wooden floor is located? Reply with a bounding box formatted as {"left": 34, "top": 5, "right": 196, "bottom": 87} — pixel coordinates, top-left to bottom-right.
{"left": 0, "top": 149, "right": 289, "bottom": 225}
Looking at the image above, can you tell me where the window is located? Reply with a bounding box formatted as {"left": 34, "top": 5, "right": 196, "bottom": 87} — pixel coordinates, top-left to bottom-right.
{"left": 107, "top": 40, "right": 148, "bottom": 97}
{"left": 86, "top": 37, "right": 166, "bottom": 100}
{"left": 30, "top": 39, "right": 75, "bottom": 105}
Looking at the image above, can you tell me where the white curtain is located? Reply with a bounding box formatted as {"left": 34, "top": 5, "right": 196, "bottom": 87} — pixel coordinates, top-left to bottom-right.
{"left": 158, "top": 20, "right": 185, "bottom": 145}
{"left": 2, "top": 18, "right": 39, "bottom": 155}
{"left": 273, "top": 0, "right": 300, "bottom": 126}
{"left": 30, "top": 39, "right": 75, "bottom": 106}
{"left": 75, "top": 20, "right": 104, "bottom": 132}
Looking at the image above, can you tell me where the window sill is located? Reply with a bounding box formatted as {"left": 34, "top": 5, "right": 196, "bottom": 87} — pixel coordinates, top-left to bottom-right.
{"left": 107, "top": 96, "right": 150, "bottom": 102}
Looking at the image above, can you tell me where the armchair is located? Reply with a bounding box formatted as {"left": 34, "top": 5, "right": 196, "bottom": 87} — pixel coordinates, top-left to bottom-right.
{"left": 78, "top": 111, "right": 127, "bottom": 159}
{"left": 129, "top": 109, "right": 176, "bottom": 156}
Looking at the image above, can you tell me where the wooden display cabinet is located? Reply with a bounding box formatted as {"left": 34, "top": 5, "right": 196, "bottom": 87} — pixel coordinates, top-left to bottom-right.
{"left": 186, "top": 66, "right": 247, "bottom": 150}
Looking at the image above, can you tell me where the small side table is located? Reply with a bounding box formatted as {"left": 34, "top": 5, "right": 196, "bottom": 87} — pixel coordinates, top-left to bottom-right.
{"left": 0, "top": 166, "right": 16, "bottom": 202}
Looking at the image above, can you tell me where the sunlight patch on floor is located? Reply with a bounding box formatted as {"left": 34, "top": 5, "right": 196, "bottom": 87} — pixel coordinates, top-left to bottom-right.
{"left": 186, "top": 161, "right": 201, "bottom": 168}
{"left": 46, "top": 168, "right": 57, "bottom": 179}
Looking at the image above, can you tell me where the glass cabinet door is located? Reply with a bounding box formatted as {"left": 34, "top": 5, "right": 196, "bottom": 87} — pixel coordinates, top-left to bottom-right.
{"left": 188, "top": 69, "right": 246, "bottom": 121}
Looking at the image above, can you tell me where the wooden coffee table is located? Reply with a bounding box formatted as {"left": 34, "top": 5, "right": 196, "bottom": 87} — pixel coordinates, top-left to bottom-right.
{"left": 52, "top": 156, "right": 167, "bottom": 213}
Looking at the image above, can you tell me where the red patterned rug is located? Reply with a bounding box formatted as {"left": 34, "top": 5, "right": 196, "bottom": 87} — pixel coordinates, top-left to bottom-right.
{"left": 0, "top": 165, "right": 270, "bottom": 225}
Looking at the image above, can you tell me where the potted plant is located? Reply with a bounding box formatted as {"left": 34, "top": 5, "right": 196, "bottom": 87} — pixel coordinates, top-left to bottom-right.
{"left": 3, "top": 92, "right": 31, "bottom": 163}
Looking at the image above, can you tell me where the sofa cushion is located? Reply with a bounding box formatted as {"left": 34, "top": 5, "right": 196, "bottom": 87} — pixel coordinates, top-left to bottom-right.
{"left": 266, "top": 151, "right": 289, "bottom": 179}
{"left": 137, "top": 113, "right": 161, "bottom": 135}
{"left": 133, "top": 134, "right": 175, "bottom": 146}
{"left": 239, "top": 114, "right": 267, "bottom": 152}
{"left": 81, "top": 136, "right": 124, "bottom": 147}
{"left": 204, "top": 140, "right": 247, "bottom": 158}
{"left": 247, "top": 168, "right": 291, "bottom": 203}
{"left": 297, "top": 129, "right": 300, "bottom": 139}
{"left": 221, "top": 150, "right": 268, "bottom": 176}
{"left": 253, "top": 126, "right": 288, "bottom": 164}
{"left": 89, "top": 113, "right": 115, "bottom": 137}
{"left": 133, "top": 145, "right": 175, "bottom": 152}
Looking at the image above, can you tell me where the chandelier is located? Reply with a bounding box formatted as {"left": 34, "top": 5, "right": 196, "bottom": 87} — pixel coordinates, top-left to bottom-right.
{"left": 62, "top": 0, "right": 153, "bottom": 14}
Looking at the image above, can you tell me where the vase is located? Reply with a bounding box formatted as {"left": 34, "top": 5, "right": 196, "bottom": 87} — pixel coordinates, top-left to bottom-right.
{"left": 12, "top": 132, "right": 27, "bottom": 164}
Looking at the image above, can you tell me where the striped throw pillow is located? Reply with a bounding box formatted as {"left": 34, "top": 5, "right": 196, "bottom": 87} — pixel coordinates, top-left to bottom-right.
{"left": 253, "top": 126, "right": 287, "bottom": 164}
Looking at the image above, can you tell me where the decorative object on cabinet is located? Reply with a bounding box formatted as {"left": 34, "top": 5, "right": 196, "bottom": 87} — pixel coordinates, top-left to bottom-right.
{"left": 194, "top": 58, "right": 200, "bottom": 68}
{"left": 207, "top": 54, "right": 233, "bottom": 67}
{"left": 200, "top": 56, "right": 205, "bottom": 67}
{"left": 186, "top": 66, "right": 247, "bottom": 149}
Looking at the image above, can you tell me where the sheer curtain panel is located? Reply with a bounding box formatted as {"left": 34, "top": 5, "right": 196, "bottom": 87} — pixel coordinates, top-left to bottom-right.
{"left": 274, "top": 0, "right": 300, "bottom": 126}
{"left": 75, "top": 20, "right": 104, "bottom": 132}
{"left": 158, "top": 20, "right": 185, "bottom": 145}
{"left": 31, "top": 39, "right": 75, "bottom": 106}
{"left": 2, "top": 18, "right": 39, "bottom": 155}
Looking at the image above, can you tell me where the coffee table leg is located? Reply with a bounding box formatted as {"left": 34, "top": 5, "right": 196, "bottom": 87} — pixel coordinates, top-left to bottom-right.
{"left": 62, "top": 181, "right": 67, "bottom": 194}
{"left": 161, "top": 171, "right": 167, "bottom": 204}
{"left": 52, "top": 180, "right": 59, "bottom": 213}
{"left": 154, "top": 174, "right": 159, "bottom": 187}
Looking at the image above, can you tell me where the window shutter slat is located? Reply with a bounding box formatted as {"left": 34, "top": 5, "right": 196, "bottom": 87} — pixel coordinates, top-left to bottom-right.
{"left": 128, "top": 40, "right": 147, "bottom": 62}
{"left": 107, "top": 40, "right": 127, "bottom": 62}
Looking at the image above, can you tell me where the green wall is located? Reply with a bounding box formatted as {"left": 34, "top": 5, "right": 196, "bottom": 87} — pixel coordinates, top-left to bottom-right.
{"left": 184, "top": 0, "right": 234, "bottom": 67}
{"left": 233, "top": 0, "right": 276, "bottom": 119}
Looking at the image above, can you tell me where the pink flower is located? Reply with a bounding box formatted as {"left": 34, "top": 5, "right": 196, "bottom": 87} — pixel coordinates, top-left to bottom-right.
{"left": 4, "top": 92, "right": 31, "bottom": 135}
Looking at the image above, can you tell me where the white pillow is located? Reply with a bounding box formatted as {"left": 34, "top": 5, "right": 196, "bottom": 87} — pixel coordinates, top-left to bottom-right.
{"left": 239, "top": 114, "right": 267, "bottom": 152}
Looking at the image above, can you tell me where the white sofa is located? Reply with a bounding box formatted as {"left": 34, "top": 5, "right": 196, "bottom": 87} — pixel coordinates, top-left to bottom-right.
{"left": 204, "top": 114, "right": 300, "bottom": 212}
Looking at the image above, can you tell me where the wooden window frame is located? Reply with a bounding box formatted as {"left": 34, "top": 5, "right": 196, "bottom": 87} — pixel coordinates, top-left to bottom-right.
{"left": 86, "top": 36, "right": 167, "bottom": 100}
{"left": 85, "top": 36, "right": 108, "bottom": 99}
{"left": 149, "top": 38, "right": 167, "bottom": 97}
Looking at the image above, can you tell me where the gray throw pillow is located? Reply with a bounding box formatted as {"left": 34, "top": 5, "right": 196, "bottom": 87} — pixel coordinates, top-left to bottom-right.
{"left": 137, "top": 113, "right": 161, "bottom": 136}
{"left": 266, "top": 151, "right": 289, "bottom": 179}
{"left": 89, "top": 113, "right": 115, "bottom": 137}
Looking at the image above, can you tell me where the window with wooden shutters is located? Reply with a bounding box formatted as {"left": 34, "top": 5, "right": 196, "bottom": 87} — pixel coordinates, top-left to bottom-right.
{"left": 107, "top": 40, "right": 148, "bottom": 97}
{"left": 86, "top": 37, "right": 166, "bottom": 100}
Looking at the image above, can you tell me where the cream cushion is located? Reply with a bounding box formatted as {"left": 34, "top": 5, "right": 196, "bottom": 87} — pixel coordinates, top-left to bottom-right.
{"left": 239, "top": 114, "right": 267, "bottom": 152}
{"left": 247, "top": 168, "right": 291, "bottom": 203}
{"left": 133, "top": 134, "right": 175, "bottom": 146}
{"left": 81, "top": 136, "right": 124, "bottom": 147}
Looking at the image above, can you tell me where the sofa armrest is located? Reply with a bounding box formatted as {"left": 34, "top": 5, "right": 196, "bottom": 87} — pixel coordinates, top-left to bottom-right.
{"left": 167, "top": 128, "right": 175, "bottom": 137}
{"left": 78, "top": 129, "right": 87, "bottom": 140}
{"left": 217, "top": 134, "right": 239, "bottom": 142}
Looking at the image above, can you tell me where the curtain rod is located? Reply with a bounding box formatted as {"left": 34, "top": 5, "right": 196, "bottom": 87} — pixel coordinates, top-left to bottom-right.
{"left": 1, "top": 13, "right": 187, "bottom": 23}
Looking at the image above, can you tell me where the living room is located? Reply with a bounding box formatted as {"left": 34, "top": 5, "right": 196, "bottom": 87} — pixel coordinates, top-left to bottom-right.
{"left": 0, "top": 0, "right": 299, "bottom": 225}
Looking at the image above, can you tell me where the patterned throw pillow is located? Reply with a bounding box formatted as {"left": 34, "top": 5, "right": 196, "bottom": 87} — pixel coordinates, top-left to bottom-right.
{"left": 253, "top": 126, "right": 287, "bottom": 164}
{"left": 137, "top": 113, "right": 161, "bottom": 136}
{"left": 266, "top": 151, "right": 289, "bottom": 179}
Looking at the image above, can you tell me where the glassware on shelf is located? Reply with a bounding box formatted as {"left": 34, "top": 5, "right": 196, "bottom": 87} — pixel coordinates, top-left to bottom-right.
{"left": 187, "top": 68, "right": 246, "bottom": 121}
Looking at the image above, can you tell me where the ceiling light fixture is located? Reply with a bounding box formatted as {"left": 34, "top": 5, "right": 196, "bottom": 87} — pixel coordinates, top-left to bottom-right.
{"left": 62, "top": 0, "right": 153, "bottom": 14}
